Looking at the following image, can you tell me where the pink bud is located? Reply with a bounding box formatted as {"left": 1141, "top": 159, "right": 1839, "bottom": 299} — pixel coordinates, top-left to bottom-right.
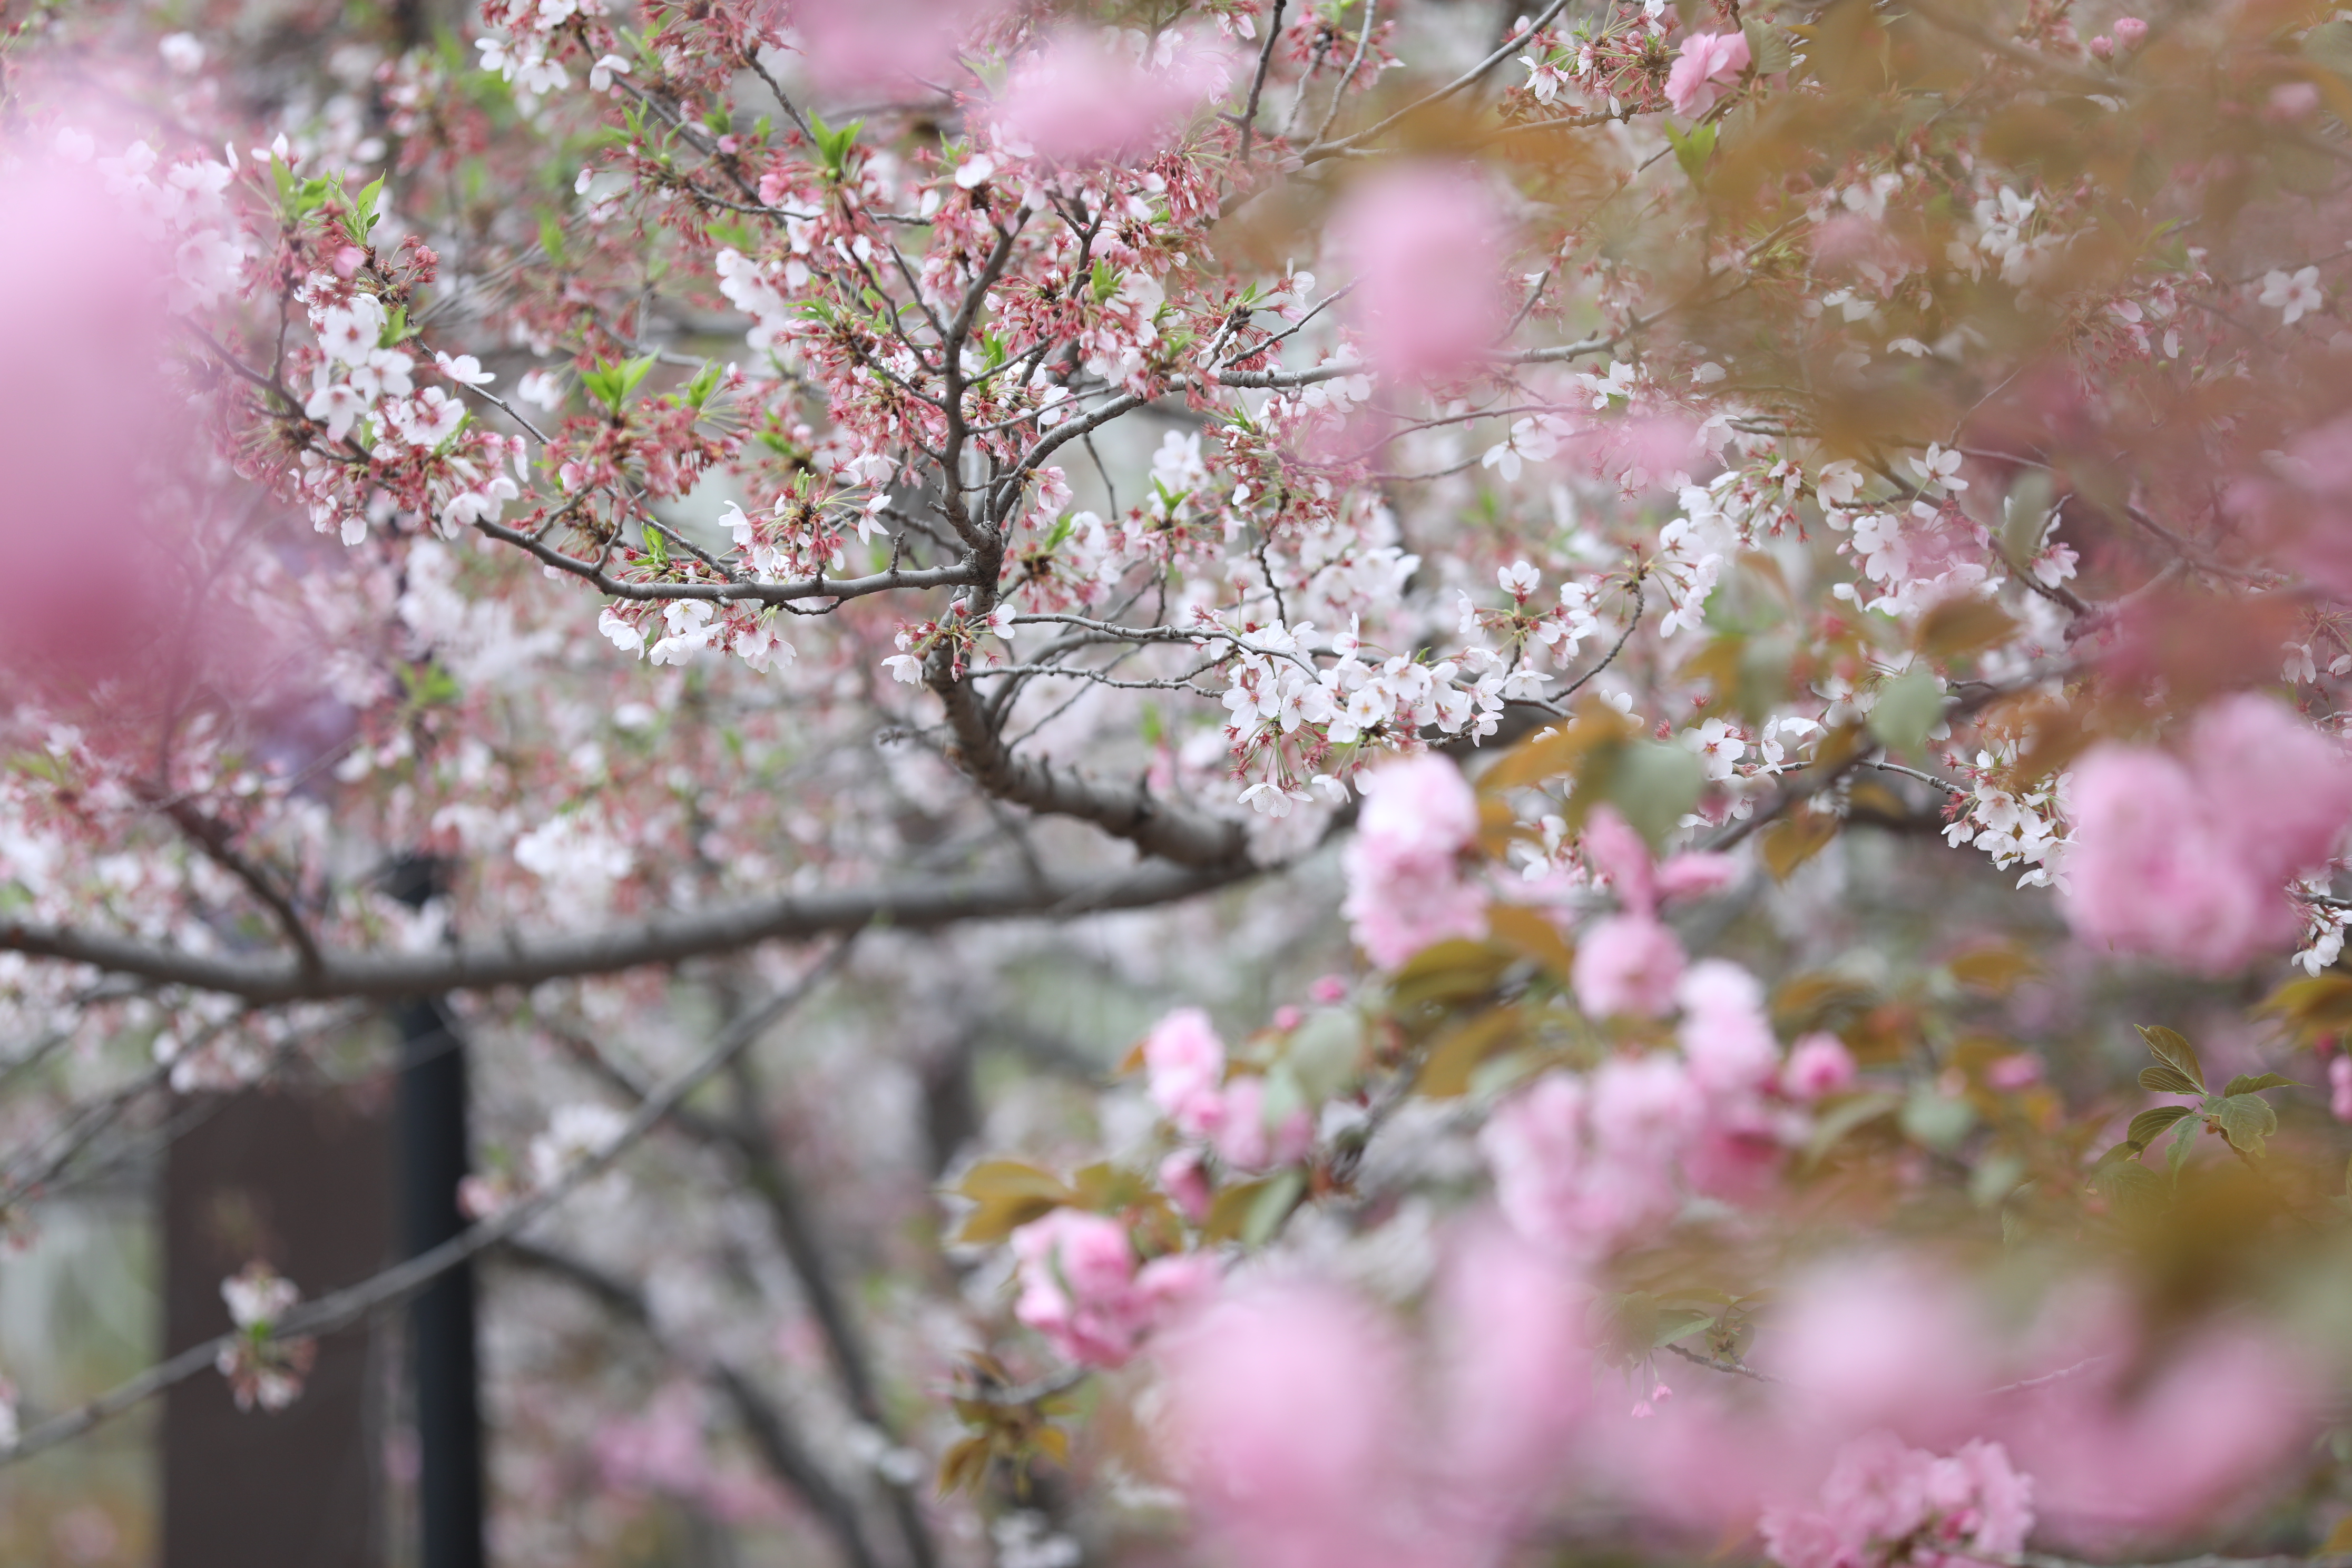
{"left": 1272, "top": 1004, "right": 1304, "bottom": 1032}
{"left": 2111, "top": 15, "right": 2148, "bottom": 47}
{"left": 1309, "top": 974, "right": 1350, "bottom": 1004}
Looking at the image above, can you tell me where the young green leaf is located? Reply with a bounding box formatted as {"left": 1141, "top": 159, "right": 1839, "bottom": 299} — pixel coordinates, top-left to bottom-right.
{"left": 2125, "top": 1104, "right": 2193, "bottom": 1148}
{"left": 2136, "top": 1024, "right": 2204, "bottom": 1090}
{"left": 2221, "top": 1072, "right": 2300, "bottom": 1097}
{"left": 2137, "top": 1064, "right": 2201, "bottom": 1096}
{"left": 2214, "top": 1093, "right": 2278, "bottom": 1157}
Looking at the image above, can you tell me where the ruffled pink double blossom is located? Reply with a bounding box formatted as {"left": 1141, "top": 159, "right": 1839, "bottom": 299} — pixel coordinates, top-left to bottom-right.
{"left": 1330, "top": 165, "right": 1508, "bottom": 385}
{"left": 1665, "top": 30, "right": 1752, "bottom": 117}
{"left": 1008, "top": 1209, "right": 1217, "bottom": 1368}
{"left": 2061, "top": 694, "right": 2352, "bottom": 973}
{"left": 1485, "top": 945, "right": 1800, "bottom": 1256}
{"left": 1141, "top": 1007, "right": 1312, "bottom": 1172}
{"left": 992, "top": 30, "right": 1234, "bottom": 165}
{"left": 1342, "top": 754, "right": 1491, "bottom": 966}
{"left": 1761, "top": 1432, "right": 2034, "bottom": 1568}
{"left": 1570, "top": 806, "right": 1737, "bottom": 1018}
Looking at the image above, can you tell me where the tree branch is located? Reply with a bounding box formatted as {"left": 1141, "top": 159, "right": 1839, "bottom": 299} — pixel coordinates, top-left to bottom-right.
{"left": 0, "top": 861, "right": 1258, "bottom": 1004}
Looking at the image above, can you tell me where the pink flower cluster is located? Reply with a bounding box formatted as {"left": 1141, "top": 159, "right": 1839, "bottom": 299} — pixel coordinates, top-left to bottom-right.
{"left": 1008, "top": 1209, "right": 1218, "bottom": 1368}
{"left": 1144, "top": 1008, "right": 1313, "bottom": 1172}
{"left": 1570, "top": 807, "right": 1738, "bottom": 1018}
{"left": 1482, "top": 956, "right": 1798, "bottom": 1255}
{"left": 1665, "top": 31, "right": 1752, "bottom": 117}
{"left": 1158, "top": 1229, "right": 1592, "bottom": 1568}
{"left": 1341, "top": 754, "right": 1491, "bottom": 967}
{"left": 1330, "top": 166, "right": 1508, "bottom": 384}
{"left": 1761, "top": 1433, "right": 2034, "bottom": 1568}
{"left": 2062, "top": 694, "right": 2352, "bottom": 973}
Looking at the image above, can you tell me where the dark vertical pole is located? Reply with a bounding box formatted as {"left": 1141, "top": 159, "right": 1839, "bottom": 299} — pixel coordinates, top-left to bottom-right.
{"left": 390, "top": 859, "right": 485, "bottom": 1568}
{"left": 162, "top": 1091, "right": 390, "bottom": 1568}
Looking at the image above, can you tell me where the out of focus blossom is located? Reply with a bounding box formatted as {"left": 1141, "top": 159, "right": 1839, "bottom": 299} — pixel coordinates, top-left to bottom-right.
{"left": 1343, "top": 754, "right": 1488, "bottom": 965}
{"left": 992, "top": 30, "right": 1233, "bottom": 165}
{"left": 1010, "top": 1210, "right": 1215, "bottom": 1367}
{"left": 1331, "top": 165, "right": 1508, "bottom": 383}
{"left": 2063, "top": 694, "right": 2352, "bottom": 972}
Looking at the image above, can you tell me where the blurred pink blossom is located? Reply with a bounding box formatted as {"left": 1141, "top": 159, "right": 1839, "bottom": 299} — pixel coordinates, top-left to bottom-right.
{"left": 777, "top": 0, "right": 999, "bottom": 93}
{"left": 993, "top": 30, "right": 1234, "bottom": 165}
{"left": 1665, "top": 31, "right": 1751, "bottom": 117}
{"left": 2005, "top": 1324, "right": 2317, "bottom": 1545}
{"left": 1011, "top": 1209, "right": 1217, "bottom": 1367}
{"left": 1330, "top": 165, "right": 1508, "bottom": 384}
{"left": 1783, "top": 1034, "right": 1858, "bottom": 1100}
{"left": 1343, "top": 753, "right": 1489, "bottom": 965}
{"left": 1434, "top": 1222, "right": 1592, "bottom": 1512}
{"left": 1761, "top": 1432, "right": 2034, "bottom": 1568}
{"left": 1159, "top": 1281, "right": 1429, "bottom": 1568}
{"left": 1573, "top": 915, "right": 1687, "bottom": 1017}
{"left": 1145, "top": 1006, "right": 1227, "bottom": 1137}
{"left": 1212, "top": 1073, "right": 1315, "bottom": 1172}
{"left": 2063, "top": 694, "right": 2352, "bottom": 972}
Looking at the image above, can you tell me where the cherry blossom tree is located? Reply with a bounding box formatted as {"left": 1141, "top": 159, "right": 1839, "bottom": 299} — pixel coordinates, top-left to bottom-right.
{"left": 5, "top": 0, "right": 2352, "bottom": 1564}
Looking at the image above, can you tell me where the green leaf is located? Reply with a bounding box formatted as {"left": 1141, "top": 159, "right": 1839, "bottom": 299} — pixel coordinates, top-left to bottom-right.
{"left": 2093, "top": 1156, "right": 2168, "bottom": 1221}
{"left": 2221, "top": 1072, "right": 2301, "bottom": 1097}
{"left": 1899, "top": 1086, "right": 1976, "bottom": 1153}
{"left": 1241, "top": 1167, "right": 1306, "bottom": 1247}
{"left": 2136, "top": 1025, "right": 2204, "bottom": 1090}
{"left": 2215, "top": 1093, "right": 2279, "bottom": 1158}
{"left": 642, "top": 526, "right": 670, "bottom": 570}
{"left": 2125, "top": 1104, "right": 2193, "bottom": 1148}
{"left": 680, "top": 359, "right": 722, "bottom": 411}
{"left": 1283, "top": 1009, "right": 1364, "bottom": 1103}
{"left": 1742, "top": 18, "right": 1794, "bottom": 74}
{"left": 1605, "top": 741, "right": 1703, "bottom": 851}
{"left": 2164, "top": 1112, "right": 2198, "bottom": 1179}
{"left": 1652, "top": 1308, "right": 1715, "bottom": 1348}
{"left": 2137, "top": 1064, "right": 2201, "bottom": 1096}
{"left": 1801, "top": 1090, "right": 1900, "bottom": 1167}
{"left": 1661, "top": 119, "right": 1718, "bottom": 183}
{"left": 2302, "top": 18, "right": 2352, "bottom": 79}
{"left": 1868, "top": 667, "right": 1943, "bottom": 754}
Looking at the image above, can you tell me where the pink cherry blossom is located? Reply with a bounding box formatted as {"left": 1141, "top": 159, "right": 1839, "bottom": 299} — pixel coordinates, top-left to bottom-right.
{"left": 1434, "top": 1221, "right": 1592, "bottom": 1511}
{"left": 1761, "top": 1433, "right": 2034, "bottom": 1568}
{"left": 1330, "top": 164, "right": 1508, "bottom": 384}
{"left": 1676, "top": 959, "right": 1779, "bottom": 1094}
{"left": 1158, "top": 1282, "right": 1425, "bottom": 1568}
{"left": 1342, "top": 753, "right": 1489, "bottom": 966}
{"left": 1010, "top": 1209, "right": 1216, "bottom": 1368}
{"left": 1783, "top": 1033, "right": 1859, "bottom": 1100}
{"left": 1665, "top": 31, "right": 1752, "bottom": 117}
{"left": 1160, "top": 1148, "right": 1213, "bottom": 1221}
{"left": 2331, "top": 1055, "right": 2352, "bottom": 1121}
{"left": 992, "top": 30, "right": 1234, "bottom": 166}
{"left": 2062, "top": 696, "right": 2352, "bottom": 973}
{"left": 1573, "top": 914, "right": 1688, "bottom": 1018}
{"left": 1211, "top": 1073, "right": 1314, "bottom": 1172}
{"left": 1145, "top": 1006, "right": 1228, "bottom": 1138}
{"left": 2005, "top": 1322, "right": 2316, "bottom": 1544}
